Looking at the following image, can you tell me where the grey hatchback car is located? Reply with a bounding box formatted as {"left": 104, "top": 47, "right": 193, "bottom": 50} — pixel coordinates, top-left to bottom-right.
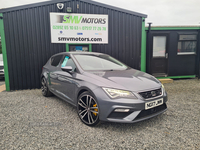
{"left": 41, "top": 52, "right": 167, "bottom": 126}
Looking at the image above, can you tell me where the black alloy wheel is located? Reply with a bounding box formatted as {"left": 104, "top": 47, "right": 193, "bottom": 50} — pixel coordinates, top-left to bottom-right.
{"left": 41, "top": 77, "right": 52, "bottom": 97}
{"left": 77, "top": 91, "right": 100, "bottom": 126}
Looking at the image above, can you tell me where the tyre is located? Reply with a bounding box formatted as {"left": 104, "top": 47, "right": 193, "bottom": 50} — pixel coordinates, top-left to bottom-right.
{"left": 41, "top": 77, "right": 53, "bottom": 97}
{"left": 77, "top": 91, "right": 100, "bottom": 126}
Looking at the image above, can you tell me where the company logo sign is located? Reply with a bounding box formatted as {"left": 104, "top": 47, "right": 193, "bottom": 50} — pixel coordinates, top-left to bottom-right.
{"left": 57, "top": 3, "right": 64, "bottom": 10}
{"left": 95, "top": 33, "right": 102, "bottom": 35}
{"left": 58, "top": 31, "right": 65, "bottom": 35}
{"left": 50, "top": 13, "right": 108, "bottom": 44}
{"left": 77, "top": 33, "right": 83, "bottom": 35}
{"left": 63, "top": 15, "right": 106, "bottom": 24}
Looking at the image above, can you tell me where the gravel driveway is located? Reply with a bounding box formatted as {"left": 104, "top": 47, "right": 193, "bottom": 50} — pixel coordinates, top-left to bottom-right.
{"left": 0, "top": 79, "right": 199, "bottom": 149}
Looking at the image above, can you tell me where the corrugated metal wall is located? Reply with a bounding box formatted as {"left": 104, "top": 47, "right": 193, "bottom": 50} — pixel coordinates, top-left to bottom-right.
{"left": 3, "top": 0, "right": 143, "bottom": 90}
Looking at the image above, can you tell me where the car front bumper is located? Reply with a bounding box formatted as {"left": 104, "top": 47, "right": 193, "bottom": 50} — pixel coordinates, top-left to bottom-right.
{"left": 93, "top": 87, "right": 168, "bottom": 123}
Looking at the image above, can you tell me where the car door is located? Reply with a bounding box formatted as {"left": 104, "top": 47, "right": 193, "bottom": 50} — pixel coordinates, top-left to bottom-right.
{"left": 56, "top": 55, "right": 77, "bottom": 103}
{"left": 48, "top": 55, "right": 64, "bottom": 92}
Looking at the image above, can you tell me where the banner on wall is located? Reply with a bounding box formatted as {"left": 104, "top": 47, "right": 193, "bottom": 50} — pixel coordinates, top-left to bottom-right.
{"left": 50, "top": 13, "right": 108, "bottom": 44}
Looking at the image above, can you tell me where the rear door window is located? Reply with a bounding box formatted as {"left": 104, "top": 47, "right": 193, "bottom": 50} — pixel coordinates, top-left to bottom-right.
{"left": 51, "top": 55, "right": 63, "bottom": 67}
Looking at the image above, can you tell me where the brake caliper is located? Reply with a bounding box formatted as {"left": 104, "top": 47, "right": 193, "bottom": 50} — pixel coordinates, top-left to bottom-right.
{"left": 93, "top": 104, "right": 98, "bottom": 116}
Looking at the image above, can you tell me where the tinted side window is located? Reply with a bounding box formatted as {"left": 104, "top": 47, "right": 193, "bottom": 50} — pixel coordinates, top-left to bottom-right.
{"left": 51, "top": 55, "right": 63, "bottom": 67}
{"left": 61, "top": 56, "right": 76, "bottom": 72}
{"left": 177, "top": 34, "right": 197, "bottom": 55}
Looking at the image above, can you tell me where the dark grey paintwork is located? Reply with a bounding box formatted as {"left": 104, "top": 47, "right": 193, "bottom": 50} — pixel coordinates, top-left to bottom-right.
{"left": 41, "top": 52, "right": 167, "bottom": 123}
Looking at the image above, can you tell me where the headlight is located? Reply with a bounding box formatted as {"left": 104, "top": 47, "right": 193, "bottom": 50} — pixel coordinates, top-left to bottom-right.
{"left": 162, "top": 84, "right": 165, "bottom": 93}
{"left": 103, "top": 88, "right": 137, "bottom": 99}
{"left": 162, "top": 84, "right": 165, "bottom": 89}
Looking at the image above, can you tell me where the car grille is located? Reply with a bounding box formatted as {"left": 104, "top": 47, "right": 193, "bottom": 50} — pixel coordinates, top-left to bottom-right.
{"left": 134, "top": 103, "right": 167, "bottom": 120}
{"left": 139, "top": 88, "right": 162, "bottom": 100}
{"left": 0, "top": 66, "right": 3, "bottom": 70}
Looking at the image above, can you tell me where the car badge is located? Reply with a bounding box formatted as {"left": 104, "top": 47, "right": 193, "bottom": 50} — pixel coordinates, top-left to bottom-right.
{"left": 151, "top": 91, "right": 156, "bottom": 97}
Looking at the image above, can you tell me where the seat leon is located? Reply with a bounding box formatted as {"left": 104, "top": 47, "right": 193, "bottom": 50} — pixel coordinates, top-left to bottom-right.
{"left": 41, "top": 52, "right": 167, "bottom": 126}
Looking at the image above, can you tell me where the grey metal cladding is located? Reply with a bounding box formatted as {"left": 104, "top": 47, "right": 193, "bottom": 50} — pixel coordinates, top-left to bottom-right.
{"left": 0, "top": 0, "right": 147, "bottom": 18}
{"left": 2, "top": 0, "right": 145, "bottom": 90}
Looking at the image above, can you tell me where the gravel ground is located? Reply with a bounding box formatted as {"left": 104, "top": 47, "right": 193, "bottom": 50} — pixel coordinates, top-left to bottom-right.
{"left": 0, "top": 79, "right": 199, "bottom": 149}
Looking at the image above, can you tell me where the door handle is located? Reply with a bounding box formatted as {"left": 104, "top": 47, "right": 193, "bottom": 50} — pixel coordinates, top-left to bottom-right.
{"left": 165, "top": 53, "right": 168, "bottom": 59}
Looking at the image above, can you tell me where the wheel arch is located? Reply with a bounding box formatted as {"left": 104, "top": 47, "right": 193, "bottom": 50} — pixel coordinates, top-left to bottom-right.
{"left": 76, "top": 86, "right": 97, "bottom": 100}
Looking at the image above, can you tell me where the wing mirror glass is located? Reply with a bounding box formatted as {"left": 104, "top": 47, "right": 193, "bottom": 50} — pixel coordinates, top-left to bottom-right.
{"left": 61, "top": 66, "right": 73, "bottom": 72}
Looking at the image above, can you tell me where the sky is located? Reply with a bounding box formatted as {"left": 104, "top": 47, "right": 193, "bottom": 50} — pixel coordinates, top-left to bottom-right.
{"left": 0, "top": 0, "right": 200, "bottom": 26}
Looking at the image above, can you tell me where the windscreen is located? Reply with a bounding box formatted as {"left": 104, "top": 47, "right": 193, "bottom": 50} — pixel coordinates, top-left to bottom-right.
{"left": 74, "top": 54, "right": 128, "bottom": 71}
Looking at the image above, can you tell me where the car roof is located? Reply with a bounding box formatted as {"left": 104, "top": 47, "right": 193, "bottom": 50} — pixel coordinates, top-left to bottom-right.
{"left": 51, "top": 52, "right": 105, "bottom": 57}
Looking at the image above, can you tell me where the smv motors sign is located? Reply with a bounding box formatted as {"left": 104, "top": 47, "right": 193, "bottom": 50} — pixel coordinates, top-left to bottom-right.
{"left": 50, "top": 13, "right": 108, "bottom": 43}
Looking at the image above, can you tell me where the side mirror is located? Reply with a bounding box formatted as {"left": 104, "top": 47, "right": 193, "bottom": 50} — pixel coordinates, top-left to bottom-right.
{"left": 61, "top": 66, "right": 73, "bottom": 72}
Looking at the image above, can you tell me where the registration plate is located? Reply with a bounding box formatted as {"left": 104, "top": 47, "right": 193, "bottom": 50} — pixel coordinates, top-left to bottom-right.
{"left": 145, "top": 98, "right": 163, "bottom": 110}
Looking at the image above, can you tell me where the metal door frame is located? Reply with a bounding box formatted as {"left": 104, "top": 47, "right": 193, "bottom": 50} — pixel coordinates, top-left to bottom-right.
{"left": 150, "top": 33, "right": 169, "bottom": 76}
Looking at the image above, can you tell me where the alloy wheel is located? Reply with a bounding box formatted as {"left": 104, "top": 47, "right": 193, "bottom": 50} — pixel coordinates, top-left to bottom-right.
{"left": 41, "top": 78, "right": 47, "bottom": 96}
{"left": 78, "top": 93, "right": 99, "bottom": 126}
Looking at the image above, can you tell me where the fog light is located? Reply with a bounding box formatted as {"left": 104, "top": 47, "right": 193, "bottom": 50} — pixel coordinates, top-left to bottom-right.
{"left": 114, "top": 109, "right": 130, "bottom": 112}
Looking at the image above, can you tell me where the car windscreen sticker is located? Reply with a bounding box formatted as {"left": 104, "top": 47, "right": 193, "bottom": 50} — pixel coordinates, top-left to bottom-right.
{"left": 61, "top": 56, "right": 69, "bottom": 67}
